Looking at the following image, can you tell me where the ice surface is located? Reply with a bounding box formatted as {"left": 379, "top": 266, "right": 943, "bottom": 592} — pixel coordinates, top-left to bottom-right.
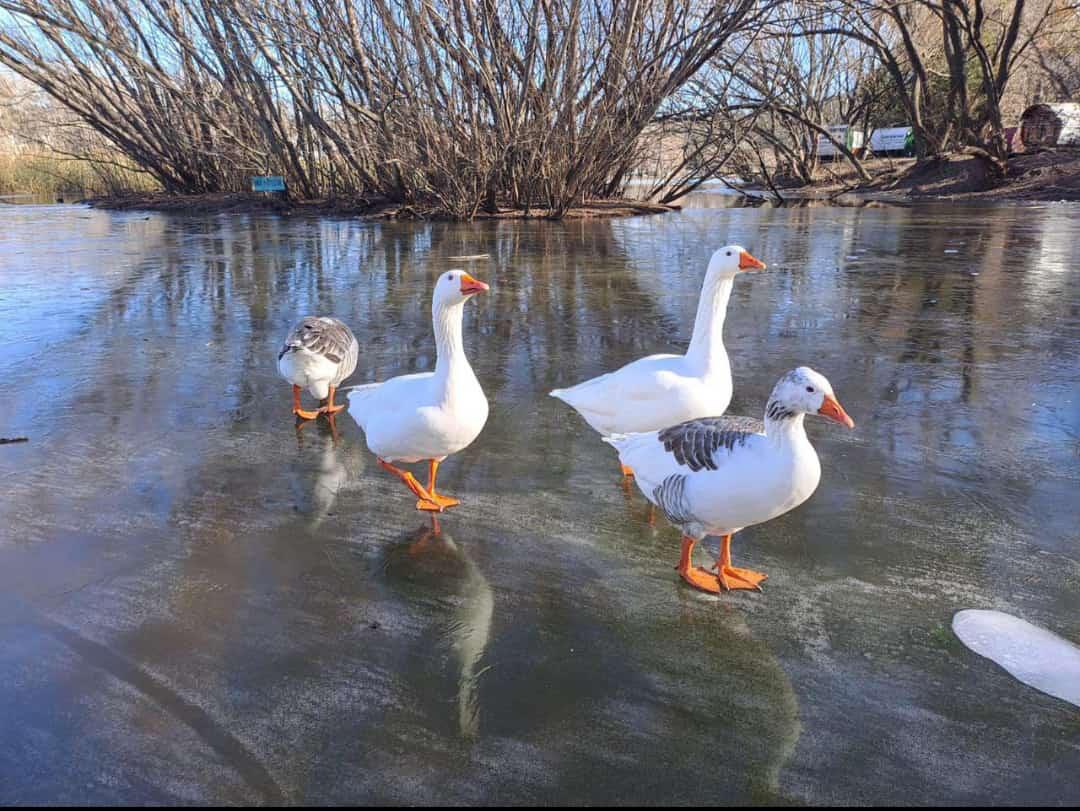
{"left": 953, "top": 610, "right": 1080, "bottom": 708}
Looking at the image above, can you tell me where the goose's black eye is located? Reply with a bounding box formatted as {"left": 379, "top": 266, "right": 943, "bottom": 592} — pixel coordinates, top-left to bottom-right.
{"left": 806, "top": 386, "right": 815, "bottom": 393}
{"left": 448, "top": 274, "right": 455, "bottom": 282}
{"left": 726, "top": 251, "right": 732, "bottom": 257}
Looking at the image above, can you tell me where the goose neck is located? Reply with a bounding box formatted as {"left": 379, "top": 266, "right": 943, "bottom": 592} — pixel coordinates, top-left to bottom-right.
{"left": 685, "top": 274, "right": 734, "bottom": 371}
{"left": 433, "top": 300, "right": 468, "bottom": 381}
{"left": 763, "top": 407, "right": 809, "bottom": 449}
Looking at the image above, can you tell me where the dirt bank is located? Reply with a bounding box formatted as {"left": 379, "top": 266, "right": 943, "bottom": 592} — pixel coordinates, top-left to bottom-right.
{"left": 873, "top": 149, "right": 1080, "bottom": 201}
{"left": 83, "top": 192, "right": 679, "bottom": 220}
{"left": 780, "top": 149, "right": 1080, "bottom": 202}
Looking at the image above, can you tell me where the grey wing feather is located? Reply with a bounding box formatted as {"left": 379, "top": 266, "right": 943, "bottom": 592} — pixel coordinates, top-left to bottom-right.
{"left": 652, "top": 474, "right": 698, "bottom": 528}
{"left": 279, "top": 317, "right": 359, "bottom": 385}
{"left": 657, "top": 414, "right": 764, "bottom": 472}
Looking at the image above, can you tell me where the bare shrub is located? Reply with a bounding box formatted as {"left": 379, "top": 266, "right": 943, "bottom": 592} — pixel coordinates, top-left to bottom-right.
{"left": 0, "top": 0, "right": 774, "bottom": 216}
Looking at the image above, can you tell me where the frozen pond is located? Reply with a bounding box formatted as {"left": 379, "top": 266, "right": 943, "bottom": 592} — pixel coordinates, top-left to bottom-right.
{"left": 0, "top": 200, "right": 1078, "bottom": 803}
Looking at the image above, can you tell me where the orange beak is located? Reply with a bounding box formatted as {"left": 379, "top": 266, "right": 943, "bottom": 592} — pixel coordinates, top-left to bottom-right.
{"left": 738, "top": 251, "right": 767, "bottom": 271}
{"left": 818, "top": 393, "right": 855, "bottom": 429}
{"left": 459, "top": 273, "right": 489, "bottom": 295}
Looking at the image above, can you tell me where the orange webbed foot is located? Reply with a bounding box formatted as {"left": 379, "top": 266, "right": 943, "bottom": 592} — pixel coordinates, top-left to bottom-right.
{"left": 713, "top": 564, "right": 767, "bottom": 592}
{"left": 415, "top": 460, "right": 460, "bottom": 512}
{"left": 292, "top": 385, "right": 320, "bottom": 420}
{"left": 416, "top": 493, "right": 459, "bottom": 512}
{"left": 678, "top": 565, "right": 723, "bottom": 594}
{"left": 416, "top": 494, "right": 460, "bottom": 514}
{"left": 320, "top": 403, "right": 346, "bottom": 415}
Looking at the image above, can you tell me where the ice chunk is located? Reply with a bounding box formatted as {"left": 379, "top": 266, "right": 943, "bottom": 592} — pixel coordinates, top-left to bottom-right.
{"left": 953, "top": 609, "right": 1080, "bottom": 708}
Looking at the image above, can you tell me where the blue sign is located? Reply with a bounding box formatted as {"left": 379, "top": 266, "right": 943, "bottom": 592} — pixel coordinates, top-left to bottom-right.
{"left": 251, "top": 175, "right": 286, "bottom": 192}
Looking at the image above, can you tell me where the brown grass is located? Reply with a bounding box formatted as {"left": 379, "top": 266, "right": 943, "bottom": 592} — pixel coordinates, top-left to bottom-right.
{"left": 0, "top": 149, "right": 157, "bottom": 197}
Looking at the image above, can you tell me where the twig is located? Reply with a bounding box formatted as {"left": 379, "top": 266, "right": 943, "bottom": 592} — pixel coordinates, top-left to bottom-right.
{"left": 756, "top": 152, "right": 784, "bottom": 205}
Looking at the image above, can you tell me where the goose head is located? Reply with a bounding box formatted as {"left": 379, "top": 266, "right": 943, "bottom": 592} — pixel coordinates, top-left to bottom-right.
{"left": 433, "top": 269, "right": 489, "bottom": 309}
{"left": 706, "top": 244, "right": 767, "bottom": 280}
{"left": 768, "top": 367, "right": 855, "bottom": 428}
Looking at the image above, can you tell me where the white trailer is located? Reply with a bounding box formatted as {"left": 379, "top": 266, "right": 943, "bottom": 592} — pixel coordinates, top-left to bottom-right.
{"left": 868, "top": 127, "right": 914, "bottom": 156}
{"left": 816, "top": 125, "right": 864, "bottom": 158}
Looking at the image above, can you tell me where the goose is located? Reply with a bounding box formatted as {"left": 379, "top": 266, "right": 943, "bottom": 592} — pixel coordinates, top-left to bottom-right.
{"left": 347, "top": 270, "right": 489, "bottom": 512}
{"left": 550, "top": 245, "right": 766, "bottom": 476}
{"left": 605, "top": 367, "right": 854, "bottom": 593}
{"left": 277, "top": 317, "right": 359, "bottom": 420}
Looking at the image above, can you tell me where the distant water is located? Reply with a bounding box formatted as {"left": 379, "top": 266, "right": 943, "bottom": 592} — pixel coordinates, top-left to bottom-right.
{"left": 953, "top": 610, "right": 1080, "bottom": 708}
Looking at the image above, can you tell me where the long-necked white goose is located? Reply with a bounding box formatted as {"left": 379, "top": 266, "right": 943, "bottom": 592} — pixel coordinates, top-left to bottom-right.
{"left": 605, "top": 367, "right": 854, "bottom": 593}
{"left": 347, "top": 270, "right": 489, "bottom": 512}
{"left": 278, "top": 317, "right": 359, "bottom": 419}
{"left": 550, "top": 245, "right": 766, "bottom": 476}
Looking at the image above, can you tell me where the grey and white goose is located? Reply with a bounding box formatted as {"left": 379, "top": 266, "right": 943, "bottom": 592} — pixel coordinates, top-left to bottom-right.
{"left": 605, "top": 367, "right": 854, "bottom": 593}
{"left": 277, "top": 316, "right": 359, "bottom": 420}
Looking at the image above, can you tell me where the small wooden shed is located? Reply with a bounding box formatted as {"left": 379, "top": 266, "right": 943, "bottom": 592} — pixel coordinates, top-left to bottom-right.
{"left": 1020, "top": 103, "right": 1080, "bottom": 149}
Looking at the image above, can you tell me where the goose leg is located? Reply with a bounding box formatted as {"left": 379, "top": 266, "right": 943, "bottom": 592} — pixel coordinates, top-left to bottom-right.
{"left": 676, "top": 536, "right": 723, "bottom": 594}
{"left": 620, "top": 463, "right": 635, "bottom": 479}
{"left": 292, "top": 385, "right": 320, "bottom": 420}
{"left": 711, "top": 534, "right": 767, "bottom": 591}
{"left": 320, "top": 385, "right": 346, "bottom": 415}
{"left": 422, "top": 459, "right": 460, "bottom": 511}
{"left": 378, "top": 459, "right": 443, "bottom": 512}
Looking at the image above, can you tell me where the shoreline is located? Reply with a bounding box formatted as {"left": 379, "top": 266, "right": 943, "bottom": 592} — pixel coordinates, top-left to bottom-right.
{"left": 82, "top": 192, "right": 681, "bottom": 220}
{"left": 762, "top": 149, "right": 1080, "bottom": 204}
{"left": 65, "top": 150, "right": 1080, "bottom": 217}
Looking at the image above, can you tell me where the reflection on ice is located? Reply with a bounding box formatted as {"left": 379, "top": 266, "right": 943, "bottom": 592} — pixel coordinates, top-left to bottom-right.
{"left": 953, "top": 609, "right": 1080, "bottom": 708}
{"left": 384, "top": 519, "right": 494, "bottom": 740}
{"left": 289, "top": 417, "right": 364, "bottom": 527}
{"left": 309, "top": 443, "right": 347, "bottom": 528}
{"left": 440, "top": 528, "right": 495, "bottom": 739}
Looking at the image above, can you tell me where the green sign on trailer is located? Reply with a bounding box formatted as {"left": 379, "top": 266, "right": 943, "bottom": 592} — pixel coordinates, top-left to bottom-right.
{"left": 251, "top": 176, "right": 286, "bottom": 193}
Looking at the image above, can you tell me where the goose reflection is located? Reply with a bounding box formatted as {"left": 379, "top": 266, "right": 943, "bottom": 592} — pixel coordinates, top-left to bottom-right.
{"left": 384, "top": 517, "right": 495, "bottom": 739}
{"left": 290, "top": 416, "right": 365, "bottom": 528}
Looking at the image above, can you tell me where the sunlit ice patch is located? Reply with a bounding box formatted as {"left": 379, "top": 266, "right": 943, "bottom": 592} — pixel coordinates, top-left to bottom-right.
{"left": 953, "top": 609, "right": 1080, "bottom": 708}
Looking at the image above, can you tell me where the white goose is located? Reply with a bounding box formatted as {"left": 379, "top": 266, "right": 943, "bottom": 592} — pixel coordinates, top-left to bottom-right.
{"left": 550, "top": 245, "right": 766, "bottom": 476}
{"left": 347, "top": 270, "right": 489, "bottom": 512}
{"left": 278, "top": 317, "right": 359, "bottom": 419}
{"left": 605, "top": 367, "right": 854, "bottom": 593}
